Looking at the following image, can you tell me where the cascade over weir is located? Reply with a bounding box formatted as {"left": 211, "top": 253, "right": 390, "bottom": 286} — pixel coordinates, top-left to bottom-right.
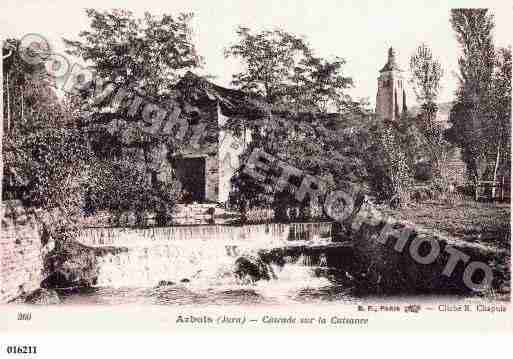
{"left": 71, "top": 199, "right": 506, "bottom": 294}
{"left": 75, "top": 222, "right": 340, "bottom": 288}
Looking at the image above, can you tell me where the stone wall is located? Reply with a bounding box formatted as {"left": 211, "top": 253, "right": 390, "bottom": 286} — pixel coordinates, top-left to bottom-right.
{"left": 0, "top": 201, "right": 48, "bottom": 303}
{"left": 205, "top": 154, "right": 219, "bottom": 202}
{"left": 218, "top": 140, "right": 236, "bottom": 204}
{"left": 347, "top": 199, "right": 509, "bottom": 295}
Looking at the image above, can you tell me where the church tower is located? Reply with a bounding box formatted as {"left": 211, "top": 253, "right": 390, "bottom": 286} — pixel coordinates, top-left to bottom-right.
{"left": 376, "top": 47, "right": 407, "bottom": 121}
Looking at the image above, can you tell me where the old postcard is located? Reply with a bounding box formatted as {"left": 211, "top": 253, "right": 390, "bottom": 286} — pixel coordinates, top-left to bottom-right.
{"left": 1, "top": 0, "right": 512, "bottom": 346}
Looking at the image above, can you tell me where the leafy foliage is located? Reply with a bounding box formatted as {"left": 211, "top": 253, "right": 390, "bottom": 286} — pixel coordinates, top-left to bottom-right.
{"left": 62, "top": 9, "right": 205, "bottom": 220}
{"left": 409, "top": 43, "right": 453, "bottom": 190}
{"left": 225, "top": 27, "right": 353, "bottom": 112}
{"left": 84, "top": 156, "right": 181, "bottom": 226}
{"left": 224, "top": 27, "right": 310, "bottom": 105}
{"left": 229, "top": 106, "right": 419, "bottom": 218}
{"left": 448, "top": 9, "right": 500, "bottom": 181}
{"left": 64, "top": 8, "right": 201, "bottom": 98}
{"left": 489, "top": 47, "right": 512, "bottom": 177}
{"left": 369, "top": 117, "right": 415, "bottom": 206}
{"left": 2, "top": 38, "right": 91, "bottom": 234}
{"left": 409, "top": 44, "right": 443, "bottom": 106}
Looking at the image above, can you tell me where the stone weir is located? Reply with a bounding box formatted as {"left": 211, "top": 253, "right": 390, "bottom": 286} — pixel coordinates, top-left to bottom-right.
{"left": 73, "top": 222, "right": 334, "bottom": 288}
{"left": 76, "top": 222, "right": 333, "bottom": 247}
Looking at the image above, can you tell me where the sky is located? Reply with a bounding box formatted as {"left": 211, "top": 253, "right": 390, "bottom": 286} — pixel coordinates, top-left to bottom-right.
{"left": 1, "top": 0, "right": 512, "bottom": 107}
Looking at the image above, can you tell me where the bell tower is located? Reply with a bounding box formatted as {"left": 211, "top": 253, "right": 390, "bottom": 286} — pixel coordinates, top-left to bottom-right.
{"left": 376, "top": 47, "right": 407, "bottom": 121}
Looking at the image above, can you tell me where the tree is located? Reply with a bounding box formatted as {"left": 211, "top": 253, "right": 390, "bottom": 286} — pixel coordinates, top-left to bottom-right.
{"left": 64, "top": 8, "right": 201, "bottom": 99}
{"left": 224, "top": 27, "right": 310, "bottom": 105}
{"left": 409, "top": 43, "right": 443, "bottom": 123}
{"left": 225, "top": 27, "right": 353, "bottom": 112}
{"left": 490, "top": 47, "right": 512, "bottom": 189}
{"left": 364, "top": 114, "right": 417, "bottom": 207}
{"left": 228, "top": 105, "right": 421, "bottom": 217}
{"left": 84, "top": 156, "right": 181, "bottom": 226}
{"left": 449, "top": 9, "right": 496, "bottom": 183}
{"left": 290, "top": 55, "right": 354, "bottom": 113}
{"left": 2, "top": 38, "right": 91, "bottom": 233}
{"left": 62, "top": 9, "right": 203, "bottom": 221}
{"left": 229, "top": 111, "right": 369, "bottom": 221}
{"left": 2, "top": 38, "right": 61, "bottom": 134}
{"left": 409, "top": 43, "right": 451, "bottom": 189}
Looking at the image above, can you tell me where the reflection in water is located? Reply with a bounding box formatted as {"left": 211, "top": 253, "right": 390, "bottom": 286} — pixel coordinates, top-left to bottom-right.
{"left": 61, "top": 264, "right": 355, "bottom": 306}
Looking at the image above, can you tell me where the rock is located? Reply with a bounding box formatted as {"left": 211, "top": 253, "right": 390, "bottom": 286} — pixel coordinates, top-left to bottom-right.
{"left": 41, "top": 265, "right": 97, "bottom": 289}
{"left": 234, "top": 255, "right": 275, "bottom": 283}
{"left": 180, "top": 278, "right": 190, "bottom": 283}
{"left": 41, "top": 270, "right": 72, "bottom": 289}
{"left": 25, "top": 288, "right": 61, "bottom": 305}
{"left": 42, "top": 240, "right": 99, "bottom": 289}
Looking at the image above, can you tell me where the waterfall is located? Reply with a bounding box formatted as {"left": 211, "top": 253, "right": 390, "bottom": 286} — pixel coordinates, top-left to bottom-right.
{"left": 78, "top": 222, "right": 334, "bottom": 288}
{"left": 288, "top": 222, "right": 332, "bottom": 242}
{"left": 297, "top": 254, "right": 315, "bottom": 267}
{"left": 95, "top": 241, "right": 240, "bottom": 287}
{"left": 77, "top": 222, "right": 332, "bottom": 247}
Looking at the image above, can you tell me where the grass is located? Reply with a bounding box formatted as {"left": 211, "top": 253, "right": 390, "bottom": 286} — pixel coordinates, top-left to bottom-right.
{"left": 382, "top": 199, "right": 510, "bottom": 251}
{"left": 381, "top": 198, "right": 510, "bottom": 298}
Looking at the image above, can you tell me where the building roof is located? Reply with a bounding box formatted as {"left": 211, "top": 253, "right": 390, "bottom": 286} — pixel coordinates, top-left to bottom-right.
{"left": 174, "top": 71, "right": 268, "bottom": 119}
{"left": 380, "top": 47, "right": 403, "bottom": 72}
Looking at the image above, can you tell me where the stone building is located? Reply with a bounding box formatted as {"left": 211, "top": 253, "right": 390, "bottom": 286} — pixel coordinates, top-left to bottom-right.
{"left": 85, "top": 71, "right": 258, "bottom": 212}
{"left": 168, "top": 72, "right": 255, "bottom": 205}
{"left": 171, "top": 101, "right": 249, "bottom": 204}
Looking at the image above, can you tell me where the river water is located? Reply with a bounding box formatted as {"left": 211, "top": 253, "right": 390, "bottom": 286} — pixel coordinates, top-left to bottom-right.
{"left": 60, "top": 264, "right": 356, "bottom": 306}
{"left": 60, "top": 223, "right": 360, "bottom": 305}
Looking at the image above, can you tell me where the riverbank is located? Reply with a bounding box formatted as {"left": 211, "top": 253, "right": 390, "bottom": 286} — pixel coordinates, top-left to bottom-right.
{"left": 3, "top": 198, "right": 509, "bottom": 305}
{"left": 382, "top": 200, "right": 510, "bottom": 251}
{"left": 382, "top": 200, "right": 510, "bottom": 299}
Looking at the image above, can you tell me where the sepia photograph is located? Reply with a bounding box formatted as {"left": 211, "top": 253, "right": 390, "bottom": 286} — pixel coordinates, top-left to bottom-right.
{"left": 0, "top": 0, "right": 511, "bottom": 343}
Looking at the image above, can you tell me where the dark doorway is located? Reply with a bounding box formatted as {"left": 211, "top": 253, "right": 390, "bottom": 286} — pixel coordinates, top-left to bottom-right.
{"left": 174, "top": 157, "right": 206, "bottom": 202}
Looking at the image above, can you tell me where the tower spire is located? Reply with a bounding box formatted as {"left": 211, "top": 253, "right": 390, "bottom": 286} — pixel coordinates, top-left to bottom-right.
{"left": 380, "top": 46, "right": 402, "bottom": 72}
{"left": 376, "top": 47, "right": 407, "bottom": 121}
{"left": 388, "top": 47, "right": 397, "bottom": 65}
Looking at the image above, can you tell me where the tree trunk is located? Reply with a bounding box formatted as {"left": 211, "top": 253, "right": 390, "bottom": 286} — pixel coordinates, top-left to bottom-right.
{"left": 492, "top": 142, "right": 501, "bottom": 199}
{"left": 21, "top": 89, "right": 24, "bottom": 123}
{"left": 6, "top": 71, "right": 10, "bottom": 132}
